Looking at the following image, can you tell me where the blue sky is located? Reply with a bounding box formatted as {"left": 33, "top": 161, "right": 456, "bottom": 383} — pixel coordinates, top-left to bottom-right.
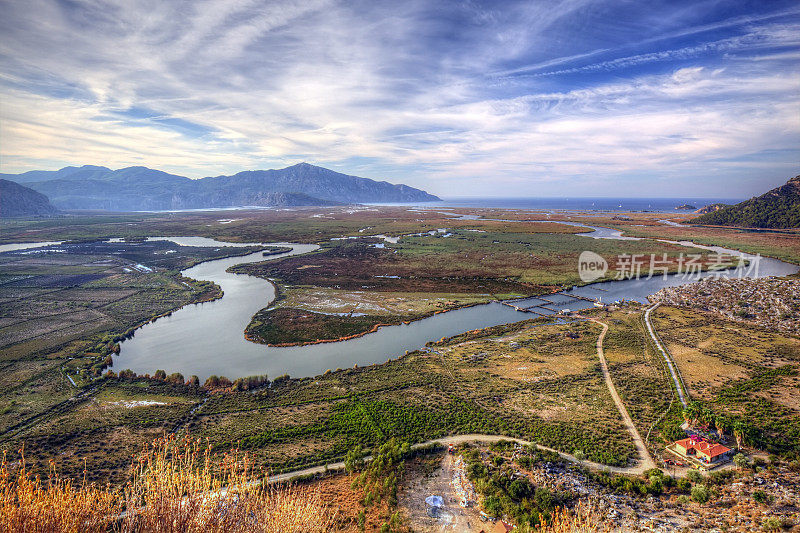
{"left": 0, "top": 0, "right": 798, "bottom": 197}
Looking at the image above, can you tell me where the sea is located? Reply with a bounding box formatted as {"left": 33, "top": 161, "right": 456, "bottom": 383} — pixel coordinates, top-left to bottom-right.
{"left": 134, "top": 197, "right": 743, "bottom": 215}
{"left": 416, "top": 197, "right": 743, "bottom": 214}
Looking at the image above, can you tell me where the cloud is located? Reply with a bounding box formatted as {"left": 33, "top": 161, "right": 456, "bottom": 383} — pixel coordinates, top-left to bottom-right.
{"left": 0, "top": 0, "right": 798, "bottom": 196}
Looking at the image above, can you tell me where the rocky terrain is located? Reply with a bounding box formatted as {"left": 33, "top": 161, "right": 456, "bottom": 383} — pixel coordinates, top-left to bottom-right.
{"left": 650, "top": 277, "right": 800, "bottom": 334}
{"left": 0, "top": 178, "right": 58, "bottom": 217}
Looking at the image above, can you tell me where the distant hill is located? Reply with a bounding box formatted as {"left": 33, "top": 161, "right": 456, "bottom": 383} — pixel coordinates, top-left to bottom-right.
{"left": 694, "top": 203, "right": 730, "bottom": 215}
{"left": 691, "top": 176, "right": 800, "bottom": 228}
{"left": 0, "top": 165, "right": 114, "bottom": 184}
{"left": 0, "top": 163, "right": 440, "bottom": 211}
{"left": 0, "top": 179, "right": 58, "bottom": 217}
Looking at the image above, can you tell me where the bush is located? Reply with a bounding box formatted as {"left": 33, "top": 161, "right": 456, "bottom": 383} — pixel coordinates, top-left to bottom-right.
{"left": 204, "top": 375, "right": 232, "bottom": 388}
{"left": 686, "top": 469, "right": 705, "bottom": 484}
{"left": 646, "top": 477, "right": 663, "bottom": 495}
{"left": 691, "top": 484, "right": 710, "bottom": 504}
{"left": 733, "top": 453, "right": 749, "bottom": 469}
{"left": 753, "top": 490, "right": 773, "bottom": 505}
{"left": 762, "top": 516, "right": 781, "bottom": 532}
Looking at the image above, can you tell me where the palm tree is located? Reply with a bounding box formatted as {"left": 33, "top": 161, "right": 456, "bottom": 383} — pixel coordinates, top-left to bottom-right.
{"left": 732, "top": 420, "right": 747, "bottom": 450}
{"left": 714, "top": 415, "right": 729, "bottom": 440}
{"left": 684, "top": 401, "right": 702, "bottom": 428}
{"left": 699, "top": 406, "right": 714, "bottom": 427}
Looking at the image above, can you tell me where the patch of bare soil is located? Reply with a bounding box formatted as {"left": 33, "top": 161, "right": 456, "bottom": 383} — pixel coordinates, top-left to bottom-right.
{"left": 399, "top": 452, "right": 488, "bottom": 532}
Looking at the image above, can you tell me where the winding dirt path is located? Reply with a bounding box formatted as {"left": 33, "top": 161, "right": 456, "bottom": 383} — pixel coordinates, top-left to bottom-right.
{"left": 270, "top": 318, "right": 660, "bottom": 484}
{"left": 584, "top": 317, "right": 657, "bottom": 472}
{"left": 269, "top": 432, "right": 657, "bottom": 485}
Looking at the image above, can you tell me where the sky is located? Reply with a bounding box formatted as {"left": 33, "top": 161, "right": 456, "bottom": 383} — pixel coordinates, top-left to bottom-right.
{"left": 0, "top": 0, "right": 798, "bottom": 197}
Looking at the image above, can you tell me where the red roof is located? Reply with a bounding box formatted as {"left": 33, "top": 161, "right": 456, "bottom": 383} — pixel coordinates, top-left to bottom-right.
{"left": 675, "top": 437, "right": 731, "bottom": 458}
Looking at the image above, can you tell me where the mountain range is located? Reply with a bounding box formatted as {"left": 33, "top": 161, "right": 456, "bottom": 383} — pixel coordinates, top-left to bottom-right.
{"left": 0, "top": 179, "right": 58, "bottom": 217}
{"left": 692, "top": 175, "right": 800, "bottom": 228}
{"left": 0, "top": 163, "right": 440, "bottom": 211}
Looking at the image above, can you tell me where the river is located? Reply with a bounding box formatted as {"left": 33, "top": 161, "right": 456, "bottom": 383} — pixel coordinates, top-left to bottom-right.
{"left": 107, "top": 227, "right": 797, "bottom": 381}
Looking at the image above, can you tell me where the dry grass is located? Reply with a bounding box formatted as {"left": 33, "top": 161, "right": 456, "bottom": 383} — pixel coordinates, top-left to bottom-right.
{"left": 534, "top": 502, "right": 613, "bottom": 532}
{"left": 0, "top": 435, "right": 335, "bottom": 533}
{"left": 0, "top": 452, "right": 117, "bottom": 533}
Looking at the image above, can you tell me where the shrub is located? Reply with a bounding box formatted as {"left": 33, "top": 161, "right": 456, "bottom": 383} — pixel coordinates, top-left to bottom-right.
{"left": 762, "top": 516, "right": 781, "bottom": 532}
{"left": 646, "top": 477, "right": 663, "bottom": 495}
{"left": 733, "top": 453, "right": 749, "bottom": 469}
{"left": 752, "top": 490, "right": 773, "bottom": 505}
{"left": 166, "top": 372, "right": 184, "bottom": 384}
{"left": 691, "top": 484, "right": 710, "bottom": 504}
{"left": 204, "top": 375, "right": 232, "bottom": 388}
{"left": 686, "top": 469, "right": 705, "bottom": 484}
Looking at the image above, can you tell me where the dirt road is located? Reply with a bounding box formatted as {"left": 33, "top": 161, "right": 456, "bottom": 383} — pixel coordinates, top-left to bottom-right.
{"left": 585, "top": 317, "right": 656, "bottom": 472}
{"left": 269, "top": 431, "right": 657, "bottom": 486}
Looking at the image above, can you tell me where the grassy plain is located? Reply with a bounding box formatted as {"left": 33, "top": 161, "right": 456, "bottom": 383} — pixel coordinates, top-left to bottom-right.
{"left": 585, "top": 213, "right": 800, "bottom": 265}
{"left": 231, "top": 217, "right": 717, "bottom": 343}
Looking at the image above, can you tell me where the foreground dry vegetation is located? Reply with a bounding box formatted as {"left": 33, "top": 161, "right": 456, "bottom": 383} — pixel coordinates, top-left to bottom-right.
{"left": 0, "top": 435, "right": 334, "bottom": 533}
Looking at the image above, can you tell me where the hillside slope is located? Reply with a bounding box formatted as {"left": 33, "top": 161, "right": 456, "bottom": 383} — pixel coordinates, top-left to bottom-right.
{"left": 0, "top": 179, "right": 58, "bottom": 217}
{"left": 2, "top": 163, "right": 440, "bottom": 211}
{"left": 691, "top": 176, "right": 800, "bottom": 228}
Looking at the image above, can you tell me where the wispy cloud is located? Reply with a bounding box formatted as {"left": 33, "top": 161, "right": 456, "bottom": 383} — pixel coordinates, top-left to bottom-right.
{"left": 0, "top": 0, "right": 798, "bottom": 196}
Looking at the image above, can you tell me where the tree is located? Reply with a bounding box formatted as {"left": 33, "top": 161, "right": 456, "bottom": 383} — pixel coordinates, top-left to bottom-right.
{"left": 691, "top": 484, "right": 710, "bottom": 504}
{"left": 153, "top": 369, "right": 167, "bottom": 380}
{"left": 573, "top": 449, "right": 586, "bottom": 467}
{"left": 714, "top": 414, "right": 729, "bottom": 440}
{"left": 186, "top": 375, "right": 200, "bottom": 387}
{"left": 683, "top": 401, "right": 702, "bottom": 427}
{"left": 698, "top": 405, "right": 714, "bottom": 427}
{"left": 733, "top": 453, "right": 749, "bottom": 470}
{"left": 345, "top": 444, "right": 365, "bottom": 474}
{"left": 732, "top": 420, "right": 753, "bottom": 450}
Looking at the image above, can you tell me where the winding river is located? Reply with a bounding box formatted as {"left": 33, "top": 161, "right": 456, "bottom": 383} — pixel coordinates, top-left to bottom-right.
{"left": 110, "top": 226, "right": 797, "bottom": 381}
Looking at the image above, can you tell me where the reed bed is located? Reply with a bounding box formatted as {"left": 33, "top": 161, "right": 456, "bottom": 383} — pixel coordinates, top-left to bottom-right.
{"left": 0, "top": 435, "right": 334, "bottom": 533}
